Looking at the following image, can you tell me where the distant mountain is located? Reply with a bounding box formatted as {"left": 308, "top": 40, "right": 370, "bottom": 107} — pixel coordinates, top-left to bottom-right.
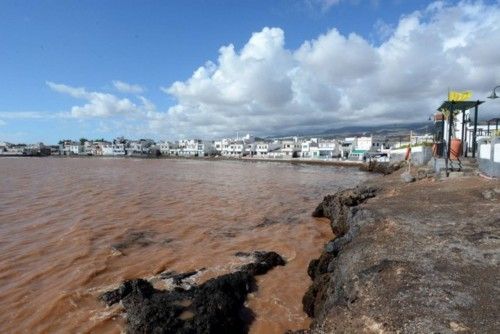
{"left": 319, "top": 122, "right": 433, "bottom": 137}
{"left": 264, "top": 122, "right": 434, "bottom": 140}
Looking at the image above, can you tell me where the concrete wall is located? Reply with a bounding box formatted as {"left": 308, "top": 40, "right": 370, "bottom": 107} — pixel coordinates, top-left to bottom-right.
{"left": 389, "top": 146, "right": 432, "bottom": 166}
{"left": 478, "top": 137, "right": 500, "bottom": 178}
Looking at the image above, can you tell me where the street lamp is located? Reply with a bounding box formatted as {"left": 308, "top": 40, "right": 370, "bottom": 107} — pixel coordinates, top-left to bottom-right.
{"left": 487, "top": 85, "right": 500, "bottom": 99}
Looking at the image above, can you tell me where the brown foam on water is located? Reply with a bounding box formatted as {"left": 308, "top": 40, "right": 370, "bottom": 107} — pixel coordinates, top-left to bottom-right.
{"left": 0, "top": 157, "right": 369, "bottom": 333}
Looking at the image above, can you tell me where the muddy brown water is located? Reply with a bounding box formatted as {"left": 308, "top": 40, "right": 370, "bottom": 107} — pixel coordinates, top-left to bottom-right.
{"left": 0, "top": 157, "right": 370, "bottom": 333}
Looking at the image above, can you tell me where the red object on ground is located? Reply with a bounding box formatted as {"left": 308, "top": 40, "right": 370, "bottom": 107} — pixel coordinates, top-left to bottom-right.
{"left": 405, "top": 147, "right": 411, "bottom": 160}
{"left": 450, "top": 139, "right": 462, "bottom": 160}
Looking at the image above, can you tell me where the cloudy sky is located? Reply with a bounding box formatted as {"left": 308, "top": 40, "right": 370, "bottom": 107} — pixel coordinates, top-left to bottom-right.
{"left": 1, "top": 0, "right": 499, "bottom": 143}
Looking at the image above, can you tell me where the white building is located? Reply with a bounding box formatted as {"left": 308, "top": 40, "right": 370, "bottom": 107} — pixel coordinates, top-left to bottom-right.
{"left": 127, "top": 140, "right": 151, "bottom": 155}
{"left": 0, "top": 141, "right": 9, "bottom": 153}
{"left": 213, "top": 139, "right": 228, "bottom": 154}
{"left": 301, "top": 139, "right": 319, "bottom": 158}
{"left": 92, "top": 141, "right": 111, "bottom": 155}
{"left": 446, "top": 109, "right": 496, "bottom": 153}
{"left": 354, "top": 136, "right": 372, "bottom": 151}
{"left": 68, "top": 143, "right": 83, "bottom": 155}
{"left": 255, "top": 141, "right": 281, "bottom": 157}
{"left": 280, "top": 138, "right": 301, "bottom": 158}
{"left": 158, "top": 141, "right": 173, "bottom": 155}
{"left": 101, "top": 143, "right": 114, "bottom": 156}
{"left": 318, "top": 139, "right": 341, "bottom": 158}
{"left": 113, "top": 143, "right": 126, "bottom": 155}
{"left": 83, "top": 141, "right": 94, "bottom": 155}
{"left": 222, "top": 140, "right": 245, "bottom": 157}
{"left": 178, "top": 139, "right": 214, "bottom": 156}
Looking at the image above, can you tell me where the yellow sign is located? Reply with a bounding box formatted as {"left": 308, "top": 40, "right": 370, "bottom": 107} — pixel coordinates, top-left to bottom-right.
{"left": 448, "top": 91, "right": 472, "bottom": 101}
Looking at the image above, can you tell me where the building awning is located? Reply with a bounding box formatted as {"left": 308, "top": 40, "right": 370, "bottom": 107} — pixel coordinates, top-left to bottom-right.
{"left": 437, "top": 100, "right": 484, "bottom": 112}
{"left": 351, "top": 150, "right": 367, "bottom": 154}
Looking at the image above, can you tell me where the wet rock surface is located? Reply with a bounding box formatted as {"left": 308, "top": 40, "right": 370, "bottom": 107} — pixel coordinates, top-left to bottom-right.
{"left": 160, "top": 270, "right": 201, "bottom": 285}
{"left": 100, "top": 251, "right": 285, "bottom": 334}
{"left": 299, "top": 173, "right": 500, "bottom": 333}
{"left": 239, "top": 250, "right": 286, "bottom": 275}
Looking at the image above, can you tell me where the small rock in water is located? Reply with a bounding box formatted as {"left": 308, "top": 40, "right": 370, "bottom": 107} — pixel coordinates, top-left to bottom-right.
{"left": 401, "top": 172, "right": 416, "bottom": 183}
{"left": 239, "top": 251, "right": 286, "bottom": 275}
{"left": 110, "top": 248, "right": 124, "bottom": 256}
{"left": 99, "top": 251, "right": 286, "bottom": 333}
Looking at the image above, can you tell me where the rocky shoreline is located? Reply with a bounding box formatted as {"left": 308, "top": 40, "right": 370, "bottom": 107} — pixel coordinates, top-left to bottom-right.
{"left": 98, "top": 166, "right": 499, "bottom": 333}
{"left": 100, "top": 251, "right": 286, "bottom": 333}
{"left": 295, "top": 170, "right": 499, "bottom": 333}
{"left": 302, "top": 186, "right": 378, "bottom": 321}
{"left": 6, "top": 153, "right": 365, "bottom": 168}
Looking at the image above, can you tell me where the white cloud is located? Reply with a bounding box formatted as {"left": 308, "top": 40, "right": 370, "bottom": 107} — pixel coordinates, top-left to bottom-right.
{"left": 158, "top": 1, "right": 500, "bottom": 138}
{"left": 42, "top": 1, "right": 500, "bottom": 140}
{"left": 47, "top": 81, "right": 152, "bottom": 118}
{"left": 306, "top": 0, "right": 342, "bottom": 12}
{"left": 0, "top": 111, "right": 47, "bottom": 119}
{"left": 112, "top": 80, "right": 145, "bottom": 94}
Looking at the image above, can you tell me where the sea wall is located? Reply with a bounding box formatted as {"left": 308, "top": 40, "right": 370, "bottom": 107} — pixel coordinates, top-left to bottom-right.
{"left": 478, "top": 136, "right": 500, "bottom": 178}
{"left": 390, "top": 146, "right": 432, "bottom": 166}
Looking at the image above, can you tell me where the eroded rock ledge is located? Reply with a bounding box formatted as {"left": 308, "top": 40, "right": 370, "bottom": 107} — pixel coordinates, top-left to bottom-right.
{"left": 100, "top": 251, "right": 285, "bottom": 334}
{"left": 296, "top": 175, "right": 500, "bottom": 333}
{"left": 303, "top": 186, "right": 377, "bottom": 320}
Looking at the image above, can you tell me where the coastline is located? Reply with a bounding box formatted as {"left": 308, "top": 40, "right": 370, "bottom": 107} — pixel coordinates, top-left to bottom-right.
{"left": 0, "top": 157, "right": 368, "bottom": 333}
{"left": 296, "top": 169, "right": 500, "bottom": 333}
{"left": 3, "top": 155, "right": 497, "bottom": 332}
{"left": 0, "top": 154, "right": 365, "bottom": 168}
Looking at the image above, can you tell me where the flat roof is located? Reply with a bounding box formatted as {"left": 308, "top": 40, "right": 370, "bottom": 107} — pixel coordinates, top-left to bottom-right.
{"left": 437, "top": 100, "right": 484, "bottom": 111}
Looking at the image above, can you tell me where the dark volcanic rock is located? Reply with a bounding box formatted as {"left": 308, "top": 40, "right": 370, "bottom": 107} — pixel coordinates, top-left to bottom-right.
{"left": 302, "top": 187, "right": 378, "bottom": 324}
{"left": 312, "top": 186, "right": 376, "bottom": 236}
{"left": 302, "top": 274, "right": 331, "bottom": 317}
{"left": 100, "top": 279, "right": 152, "bottom": 306}
{"left": 122, "top": 272, "right": 253, "bottom": 334}
{"left": 240, "top": 251, "right": 286, "bottom": 275}
{"left": 160, "top": 270, "right": 199, "bottom": 285}
{"left": 307, "top": 247, "right": 339, "bottom": 281}
{"left": 100, "top": 251, "right": 285, "bottom": 334}
{"left": 359, "top": 161, "right": 404, "bottom": 175}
